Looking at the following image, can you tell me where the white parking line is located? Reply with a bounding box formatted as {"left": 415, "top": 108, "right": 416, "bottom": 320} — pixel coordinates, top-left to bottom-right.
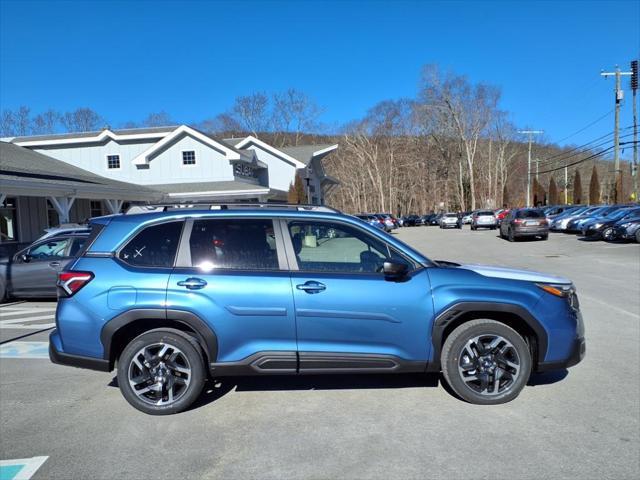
{"left": 0, "top": 314, "right": 55, "bottom": 325}
{"left": 0, "top": 307, "right": 56, "bottom": 316}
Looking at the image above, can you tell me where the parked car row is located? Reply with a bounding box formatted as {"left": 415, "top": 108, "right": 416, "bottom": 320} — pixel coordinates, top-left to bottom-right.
{"left": 355, "top": 213, "right": 400, "bottom": 232}
{"left": 548, "top": 204, "right": 640, "bottom": 242}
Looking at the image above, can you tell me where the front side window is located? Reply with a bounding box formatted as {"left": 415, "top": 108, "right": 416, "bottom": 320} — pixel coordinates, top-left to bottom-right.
{"left": 182, "top": 151, "right": 196, "bottom": 165}
{"left": 107, "top": 155, "right": 120, "bottom": 169}
{"left": 28, "top": 238, "right": 70, "bottom": 259}
{"left": 119, "top": 221, "right": 183, "bottom": 267}
{"left": 287, "top": 221, "right": 410, "bottom": 274}
{"left": 188, "top": 219, "right": 278, "bottom": 271}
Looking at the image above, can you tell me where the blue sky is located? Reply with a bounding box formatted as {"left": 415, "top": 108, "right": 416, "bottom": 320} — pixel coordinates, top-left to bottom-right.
{"left": 1, "top": 0, "right": 638, "bottom": 150}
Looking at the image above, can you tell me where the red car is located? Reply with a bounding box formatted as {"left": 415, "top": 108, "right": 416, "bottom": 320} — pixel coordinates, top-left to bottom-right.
{"left": 496, "top": 209, "right": 510, "bottom": 225}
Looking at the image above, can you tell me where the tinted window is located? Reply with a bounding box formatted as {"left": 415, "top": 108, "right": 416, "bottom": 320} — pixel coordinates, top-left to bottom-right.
{"left": 28, "top": 238, "right": 69, "bottom": 259}
{"left": 119, "top": 221, "right": 183, "bottom": 267}
{"left": 516, "top": 209, "right": 545, "bottom": 219}
{"left": 288, "top": 221, "right": 410, "bottom": 273}
{"left": 189, "top": 219, "right": 278, "bottom": 271}
{"left": 477, "top": 210, "right": 494, "bottom": 216}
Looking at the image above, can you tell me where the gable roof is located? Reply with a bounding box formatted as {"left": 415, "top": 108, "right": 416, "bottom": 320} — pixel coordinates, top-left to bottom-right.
{"left": 233, "top": 135, "right": 307, "bottom": 168}
{"left": 280, "top": 144, "right": 338, "bottom": 166}
{"left": 131, "top": 125, "right": 241, "bottom": 165}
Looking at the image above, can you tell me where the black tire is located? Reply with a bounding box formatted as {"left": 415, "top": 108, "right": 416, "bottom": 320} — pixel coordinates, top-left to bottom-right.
{"left": 508, "top": 228, "right": 515, "bottom": 242}
{"left": 440, "top": 319, "right": 532, "bottom": 405}
{"left": 602, "top": 227, "right": 614, "bottom": 242}
{"left": 0, "top": 279, "right": 7, "bottom": 304}
{"left": 636, "top": 229, "right": 640, "bottom": 243}
{"left": 541, "top": 234, "right": 548, "bottom": 241}
{"left": 117, "top": 328, "right": 206, "bottom": 415}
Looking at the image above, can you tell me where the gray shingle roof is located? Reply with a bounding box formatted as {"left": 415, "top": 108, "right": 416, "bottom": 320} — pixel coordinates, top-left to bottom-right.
{"left": 151, "top": 180, "right": 269, "bottom": 194}
{"left": 279, "top": 144, "right": 337, "bottom": 166}
{"left": 7, "top": 126, "right": 177, "bottom": 143}
{"left": 0, "top": 141, "right": 157, "bottom": 196}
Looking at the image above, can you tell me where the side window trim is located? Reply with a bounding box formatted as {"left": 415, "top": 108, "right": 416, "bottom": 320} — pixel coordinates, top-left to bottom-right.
{"left": 175, "top": 218, "right": 194, "bottom": 267}
{"left": 277, "top": 218, "right": 299, "bottom": 271}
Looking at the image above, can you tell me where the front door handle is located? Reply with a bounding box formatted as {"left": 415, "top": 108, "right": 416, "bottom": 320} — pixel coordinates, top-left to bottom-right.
{"left": 296, "top": 281, "right": 326, "bottom": 294}
{"left": 177, "top": 277, "right": 207, "bottom": 290}
{"left": 49, "top": 261, "right": 61, "bottom": 268}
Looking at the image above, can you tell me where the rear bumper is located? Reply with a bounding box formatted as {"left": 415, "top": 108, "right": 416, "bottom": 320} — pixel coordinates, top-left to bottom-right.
{"left": 536, "top": 336, "right": 586, "bottom": 372}
{"left": 513, "top": 227, "right": 548, "bottom": 236}
{"left": 49, "top": 330, "right": 111, "bottom": 372}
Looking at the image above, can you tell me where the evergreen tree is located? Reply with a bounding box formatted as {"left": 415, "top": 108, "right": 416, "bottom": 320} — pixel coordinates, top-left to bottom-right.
{"left": 589, "top": 165, "right": 600, "bottom": 205}
{"left": 548, "top": 177, "right": 558, "bottom": 205}
{"left": 573, "top": 171, "right": 583, "bottom": 204}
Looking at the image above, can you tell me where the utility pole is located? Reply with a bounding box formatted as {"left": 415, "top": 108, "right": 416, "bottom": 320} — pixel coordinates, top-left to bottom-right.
{"left": 631, "top": 60, "right": 638, "bottom": 202}
{"left": 518, "top": 130, "right": 543, "bottom": 206}
{"left": 601, "top": 66, "right": 633, "bottom": 203}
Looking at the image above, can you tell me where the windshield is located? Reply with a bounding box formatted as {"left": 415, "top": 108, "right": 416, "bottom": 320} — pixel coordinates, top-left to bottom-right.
{"left": 609, "top": 208, "right": 639, "bottom": 220}
{"left": 476, "top": 211, "right": 494, "bottom": 216}
{"left": 516, "top": 209, "right": 545, "bottom": 218}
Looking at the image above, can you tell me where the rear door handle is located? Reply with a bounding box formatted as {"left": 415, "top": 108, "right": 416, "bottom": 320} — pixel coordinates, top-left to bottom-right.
{"left": 296, "top": 281, "right": 326, "bottom": 294}
{"left": 177, "top": 278, "right": 207, "bottom": 290}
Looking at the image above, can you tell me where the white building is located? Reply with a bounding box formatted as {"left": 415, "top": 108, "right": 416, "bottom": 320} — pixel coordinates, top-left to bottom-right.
{"left": 0, "top": 125, "right": 339, "bottom": 244}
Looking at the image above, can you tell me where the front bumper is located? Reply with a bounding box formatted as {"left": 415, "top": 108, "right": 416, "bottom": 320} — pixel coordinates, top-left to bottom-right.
{"left": 536, "top": 336, "right": 586, "bottom": 372}
{"left": 49, "top": 330, "right": 111, "bottom": 372}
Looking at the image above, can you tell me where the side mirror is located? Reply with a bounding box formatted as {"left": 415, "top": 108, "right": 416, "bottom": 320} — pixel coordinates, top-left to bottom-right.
{"left": 19, "top": 253, "right": 31, "bottom": 263}
{"left": 383, "top": 260, "right": 409, "bottom": 279}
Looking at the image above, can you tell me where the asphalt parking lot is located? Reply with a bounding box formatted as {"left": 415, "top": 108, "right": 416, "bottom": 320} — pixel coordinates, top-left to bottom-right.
{"left": 1, "top": 227, "right": 638, "bottom": 480}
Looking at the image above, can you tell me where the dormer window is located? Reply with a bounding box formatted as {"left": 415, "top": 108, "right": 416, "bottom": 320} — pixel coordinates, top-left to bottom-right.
{"left": 182, "top": 151, "right": 196, "bottom": 165}
{"left": 107, "top": 155, "right": 120, "bottom": 169}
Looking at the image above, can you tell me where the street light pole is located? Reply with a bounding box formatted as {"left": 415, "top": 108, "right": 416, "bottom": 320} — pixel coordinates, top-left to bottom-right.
{"left": 518, "top": 130, "right": 543, "bottom": 206}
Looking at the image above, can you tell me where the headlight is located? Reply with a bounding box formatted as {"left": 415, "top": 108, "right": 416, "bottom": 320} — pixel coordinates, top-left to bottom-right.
{"left": 593, "top": 222, "right": 604, "bottom": 229}
{"left": 619, "top": 222, "right": 631, "bottom": 228}
{"left": 536, "top": 283, "right": 574, "bottom": 297}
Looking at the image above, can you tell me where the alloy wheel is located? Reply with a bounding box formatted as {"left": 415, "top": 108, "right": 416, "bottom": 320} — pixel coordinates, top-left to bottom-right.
{"left": 128, "top": 342, "right": 192, "bottom": 406}
{"left": 457, "top": 334, "right": 521, "bottom": 396}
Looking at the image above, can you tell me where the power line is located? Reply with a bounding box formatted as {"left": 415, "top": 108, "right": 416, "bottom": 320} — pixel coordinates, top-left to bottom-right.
{"left": 554, "top": 109, "right": 614, "bottom": 144}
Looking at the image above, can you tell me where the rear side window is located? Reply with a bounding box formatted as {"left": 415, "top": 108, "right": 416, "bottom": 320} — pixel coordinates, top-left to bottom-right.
{"left": 119, "top": 221, "right": 183, "bottom": 268}
{"left": 516, "top": 209, "right": 545, "bottom": 219}
{"left": 188, "top": 219, "right": 278, "bottom": 271}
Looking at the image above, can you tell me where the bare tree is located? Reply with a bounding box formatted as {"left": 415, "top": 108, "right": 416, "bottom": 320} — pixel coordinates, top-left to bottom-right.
{"left": 0, "top": 110, "right": 16, "bottom": 137}
{"left": 418, "top": 65, "right": 500, "bottom": 210}
{"left": 32, "top": 109, "right": 60, "bottom": 134}
{"left": 231, "top": 93, "right": 270, "bottom": 136}
{"left": 272, "top": 88, "right": 322, "bottom": 146}
{"left": 61, "top": 108, "right": 103, "bottom": 132}
{"left": 142, "top": 111, "right": 173, "bottom": 127}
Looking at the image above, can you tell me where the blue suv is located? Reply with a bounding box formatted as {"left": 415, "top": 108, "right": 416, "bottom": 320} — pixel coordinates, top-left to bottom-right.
{"left": 50, "top": 204, "right": 585, "bottom": 414}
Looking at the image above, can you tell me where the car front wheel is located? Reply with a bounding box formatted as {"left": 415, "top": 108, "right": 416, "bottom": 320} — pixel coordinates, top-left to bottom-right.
{"left": 117, "top": 328, "right": 206, "bottom": 415}
{"left": 440, "top": 319, "right": 532, "bottom": 405}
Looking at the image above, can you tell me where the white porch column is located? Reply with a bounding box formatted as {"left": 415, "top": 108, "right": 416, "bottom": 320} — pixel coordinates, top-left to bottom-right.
{"left": 103, "top": 199, "right": 124, "bottom": 214}
{"left": 48, "top": 196, "right": 76, "bottom": 224}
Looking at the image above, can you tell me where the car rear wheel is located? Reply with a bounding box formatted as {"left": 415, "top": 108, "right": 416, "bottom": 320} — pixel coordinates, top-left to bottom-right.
{"left": 117, "top": 328, "right": 206, "bottom": 415}
{"left": 440, "top": 319, "right": 532, "bottom": 405}
{"left": 636, "top": 229, "right": 640, "bottom": 243}
{"left": 541, "top": 234, "right": 548, "bottom": 241}
{"left": 508, "top": 228, "right": 515, "bottom": 242}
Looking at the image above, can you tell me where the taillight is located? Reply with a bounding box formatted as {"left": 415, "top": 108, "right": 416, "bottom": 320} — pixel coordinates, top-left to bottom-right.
{"left": 513, "top": 219, "right": 523, "bottom": 224}
{"left": 57, "top": 271, "right": 94, "bottom": 297}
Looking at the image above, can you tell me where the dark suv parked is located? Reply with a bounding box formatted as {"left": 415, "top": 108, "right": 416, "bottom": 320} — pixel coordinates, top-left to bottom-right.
{"left": 500, "top": 209, "right": 549, "bottom": 241}
{"left": 50, "top": 203, "right": 584, "bottom": 414}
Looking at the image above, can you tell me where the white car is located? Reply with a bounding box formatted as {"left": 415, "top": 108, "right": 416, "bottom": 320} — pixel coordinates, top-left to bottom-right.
{"left": 439, "top": 213, "right": 460, "bottom": 229}
{"left": 36, "top": 224, "right": 90, "bottom": 242}
{"left": 471, "top": 210, "right": 497, "bottom": 230}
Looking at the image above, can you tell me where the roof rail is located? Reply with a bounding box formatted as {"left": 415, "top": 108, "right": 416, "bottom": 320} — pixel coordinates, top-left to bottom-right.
{"left": 125, "top": 202, "right": 342, "bottom": 215}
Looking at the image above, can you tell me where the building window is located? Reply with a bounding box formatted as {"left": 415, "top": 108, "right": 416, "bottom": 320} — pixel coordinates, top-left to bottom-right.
{"left": 107, "top": 155, "right": 120, "bottom": 169}
{"left": 0, "top": 197, "right": 18, "bottom": 242}
{"left": 90, "top": 201, "right": 103, "bottom": 218}
{"left": 182, "top": 151, "right": 196, "bottom": 165}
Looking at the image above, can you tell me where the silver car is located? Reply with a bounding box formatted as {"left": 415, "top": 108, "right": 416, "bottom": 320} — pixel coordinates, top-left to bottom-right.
{"left": 471, "top": 210, "right": 497, "bottom": 230}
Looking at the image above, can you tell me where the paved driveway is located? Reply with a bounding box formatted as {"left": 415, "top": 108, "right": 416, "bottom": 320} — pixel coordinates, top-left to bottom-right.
{"left": 1, "top": 228, "right": 638, "bottom": 479}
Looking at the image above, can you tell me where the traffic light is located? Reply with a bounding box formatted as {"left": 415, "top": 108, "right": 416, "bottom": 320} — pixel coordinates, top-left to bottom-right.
{"left": 632, "top": 60, "right": 638, "bottom": 91}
